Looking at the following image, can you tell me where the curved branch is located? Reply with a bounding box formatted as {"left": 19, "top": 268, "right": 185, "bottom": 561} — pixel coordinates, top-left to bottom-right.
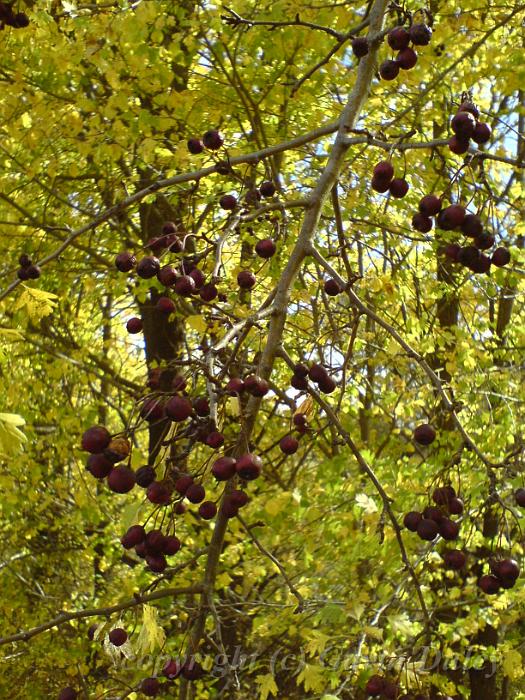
{"left": 0, "top": 585, "right": 203, "bottom": 647}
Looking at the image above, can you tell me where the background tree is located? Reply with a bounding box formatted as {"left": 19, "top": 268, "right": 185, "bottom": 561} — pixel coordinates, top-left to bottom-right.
{"left": 0, "top": 0, "right": 524, "bottom": 699}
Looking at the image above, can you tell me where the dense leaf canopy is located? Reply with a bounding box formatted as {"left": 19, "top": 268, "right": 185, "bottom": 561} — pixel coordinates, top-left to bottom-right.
{"left": 0, "top": 0, "right": 524, "bottom": 699}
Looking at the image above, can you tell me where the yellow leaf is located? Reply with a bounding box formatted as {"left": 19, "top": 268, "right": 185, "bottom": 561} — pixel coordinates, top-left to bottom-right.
{"left": 257, "top": 673, "right": 278, "bottom": 700}
{"left": 135, "top": 604, "right": 166, "bottom": 655}
{"left": 0, "top": 412, "right": 27, "bottom": 456}
{"left": 186, "top": 314, "right": 207, "bottom": 334}
{"left": 363, "top": 625, "right": 383, "bottom": 640}
{"left": 297, "top": 663, "right": 326, "bottom": 692}
{"left": 14, "top": 286, "right": 58, "bottom": 322}
{"left": 503, "top": 649, "right": 523, "bottom": 680}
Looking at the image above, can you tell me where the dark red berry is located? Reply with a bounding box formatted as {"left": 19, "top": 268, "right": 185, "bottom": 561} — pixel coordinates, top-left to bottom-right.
{"left": 514, "top": 488, "right": 525, "bottom": 507}
{"left": 318, "top": 375, "right": 336, "bottom": 393}
{"left": 413, "top": 423, "right": 436, "bottom": 445}
{"left": 255, "top": 238, "right": 276, "bottom": 258}
{"left": 365, "top": 674, "right": 385, "bottom": 695}
{"left": 236, "top": 453, "right": 262, "bottom": 480}
{"left": 388, "top": 25, "right": 410, "bottom": 50}
{"left": 351, "top": 37, "right": 369, "bottom": 58}
{"left": 280, "top": 435, "right": 299, "bottom": 454}
{"left": 259, "top": 180, "right": 276, "bottom": 197}
{"left": 237, "top": 270, "right": 256, "bottom": 289}
{"left": 448, "top": 498, "right": 464, "bottom": 515}
{"left": 479, "top": 574, "right": 500, "bottom": 595}
{"left": 175, "top": 475, "right": 194, "bottom": 495}
{"left": 396, "top": 47, "right": 417, "bottom": 70}
{"left": 451, "top": 111, "right": 476, "bottom": 138}
{"left": 324, "top": 278, "right": 342, "bottom": 295}
{"left": 82, "top": 425, "right": 111, "bottom": 453}
{"left": 423, "top": 505, "right": 445, "bottom": 523}
{"left": 229, "top": 489, "right": 249, "bottom": 507}
{"left": 219, "top": 194, "right": 237, "bottom": 210}
{"left": 474, "top": 232, "right": 495, "bottom": 250}
{"left": 212, "top": 456, "right": 237, "bottom": 481}
{"left": 409, "top": 23, "right": 432, "bottom": 46}
{"left": 186, "top": 483, "right": 206, "bottom": 503}
{"left": 108, "top": 467, "right": 135, "bottom": 494}
{"left": 389, "top": 178, "right": 409, "bottom": 198}
{"left": 403, "top": 511, "right": 422, "bottom": 531}
{"left": 419, "top": 194, "right": 442, "bottom": 217}
{"left": 371, "top": 176, "right": 390, "bottom": 193}
{"left": 58, "top": 688, "right": 77, "bottom": 700}
{"left": 157, "top": 265, "right": 178, "bottom": 286}
{"left": 121, "top": 525, "right": 146, "bottom": 549}
{"left": 492, "top": 247, "right": 510, "bottom": 267}
{"left": 165, "top": 396, "right": 193, "bottom": 422}
{"left": 225, "top": 377, "right": 245, "bottom": 395}
{"left": 200, "top": 283, "right": 218, "bottom": 302}
{"left": 193, "top": 397, "right": 210, "bottom": 416}
{"left": 291, "top": 374, "right": 308, "bottom": 390}
{"left": 205, "top": 431, "right": 224, "bottom": 449}
{"left": 126, "top": 317, "right": 143, "bottom": 334}
{"left": 203, "top": 130, "right": 224, "bottom": 150}
{"left": 115, "top": 252, "right": 136, "bottom": 272}
{"left": 109, "top": 628, "right": 127, "bottom": 646}
{"left": 472, "top": 122, "right": 491, "bottom": 144}
{"left": 156, "top": 296, "right": 176, "bottom": 314}
{"left": 412, "top": 213, "right": 432, "bottom": 233}
{"left": 379, "top": 59, "right": 400, "bottom": 81}
{"left": 221, "top": 498, "right": 239, "bottom": 518}
{"left": 437, "top": 204, "right": 466, "bottom": 230}
{"left": 448, "top": 135, "right": 470, "bottom": 155}
{"left": 181, "top": 658, "right": 204, "bottom": 680}
{"left": 17, "top": 267, "right": 30, "bottom": 280}
{"left": 439, "top": 518, "right": 460, "bottom": 541}
{"left": 199, "top": 501, "right": 217, "bottom": 519}
{"left": 163, "top": 535, "right": 181, "bottom": 555}
{"left": 163, "top": 659, "right": 182, "bottom": 679}
{"left": 244, "top": 374, "right": 269, "bottom": 396}
{"left": 140, "top": 398, "right": 164, "bottom": 423}
{"left": 174, "top": 275, "right": 195, "bottom": 296}
{"left": 147, "top": 481, "right": 172, "bottom": 505}
{"left": 187, "top": 138, "right": 204, "bottom": 154}
{"left": 146, "top": 553, "right": 167, "bottom": 572}
{"left": 136, "top": 256, "right": 160, "bottom": 279}
{"left": 189, "top": 268, "right": 205, "bottom": 290}
{"left": 135, "top": 465, "right": 156, "bottom": 487}
{"left": 373, "top": 162, "right": 394, "bottom": 182}
{"left": 417, "top": 518, "right": 439, "bottom": 541}
{"left": 461, "top": 214, "right": 483, "bottom": 237}
{"left": 443, "top": 243, "right": 461, "bottom": 261}
{"left": 26, "top": 264, "right": 41, "bottom": 279}
{"left": 87, "top": 453, "right": 113, "bottom": 479}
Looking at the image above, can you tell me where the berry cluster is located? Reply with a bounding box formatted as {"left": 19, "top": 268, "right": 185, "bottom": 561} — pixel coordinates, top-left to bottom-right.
{"left": 411, "top": 194, "right": 511, "bottom": 273}
{"left": 448, "top": 100, "right": 491, "bottom": 155}
{"left": 0, "top": 2, "right": 29, "bottom": 29}
{"left": 479, "top": 557, "right": 520, "bottom": 595}
{"left": 121, "top": 525, "right": 181, "bottom": 573}
{"left": 380, "top": 23, "right": 432, "bottom": 80}
{"left": 352, "top": 20, "right": 432, "bottom": 83}
{"left": 403, "top": 485, "right": 463, "bottom": 542}
{"left": 290, "top": 361, "right": 336, "bottom": 394}
{"left": 371, "top": 161, "right": 409, "bottom": 198}
{"left": 16, "top": 253, "right": 41, "bottom": 281}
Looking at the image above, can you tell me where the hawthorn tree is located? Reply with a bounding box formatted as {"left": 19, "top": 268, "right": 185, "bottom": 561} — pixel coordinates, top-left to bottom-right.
{"left": 0, "top": 0, "right": 524, "bottom": 699}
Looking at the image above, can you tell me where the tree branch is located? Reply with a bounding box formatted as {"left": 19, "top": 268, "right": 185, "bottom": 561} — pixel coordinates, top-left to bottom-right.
{"left": 0, "top": 586, "right": 203, "bottom": 647}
